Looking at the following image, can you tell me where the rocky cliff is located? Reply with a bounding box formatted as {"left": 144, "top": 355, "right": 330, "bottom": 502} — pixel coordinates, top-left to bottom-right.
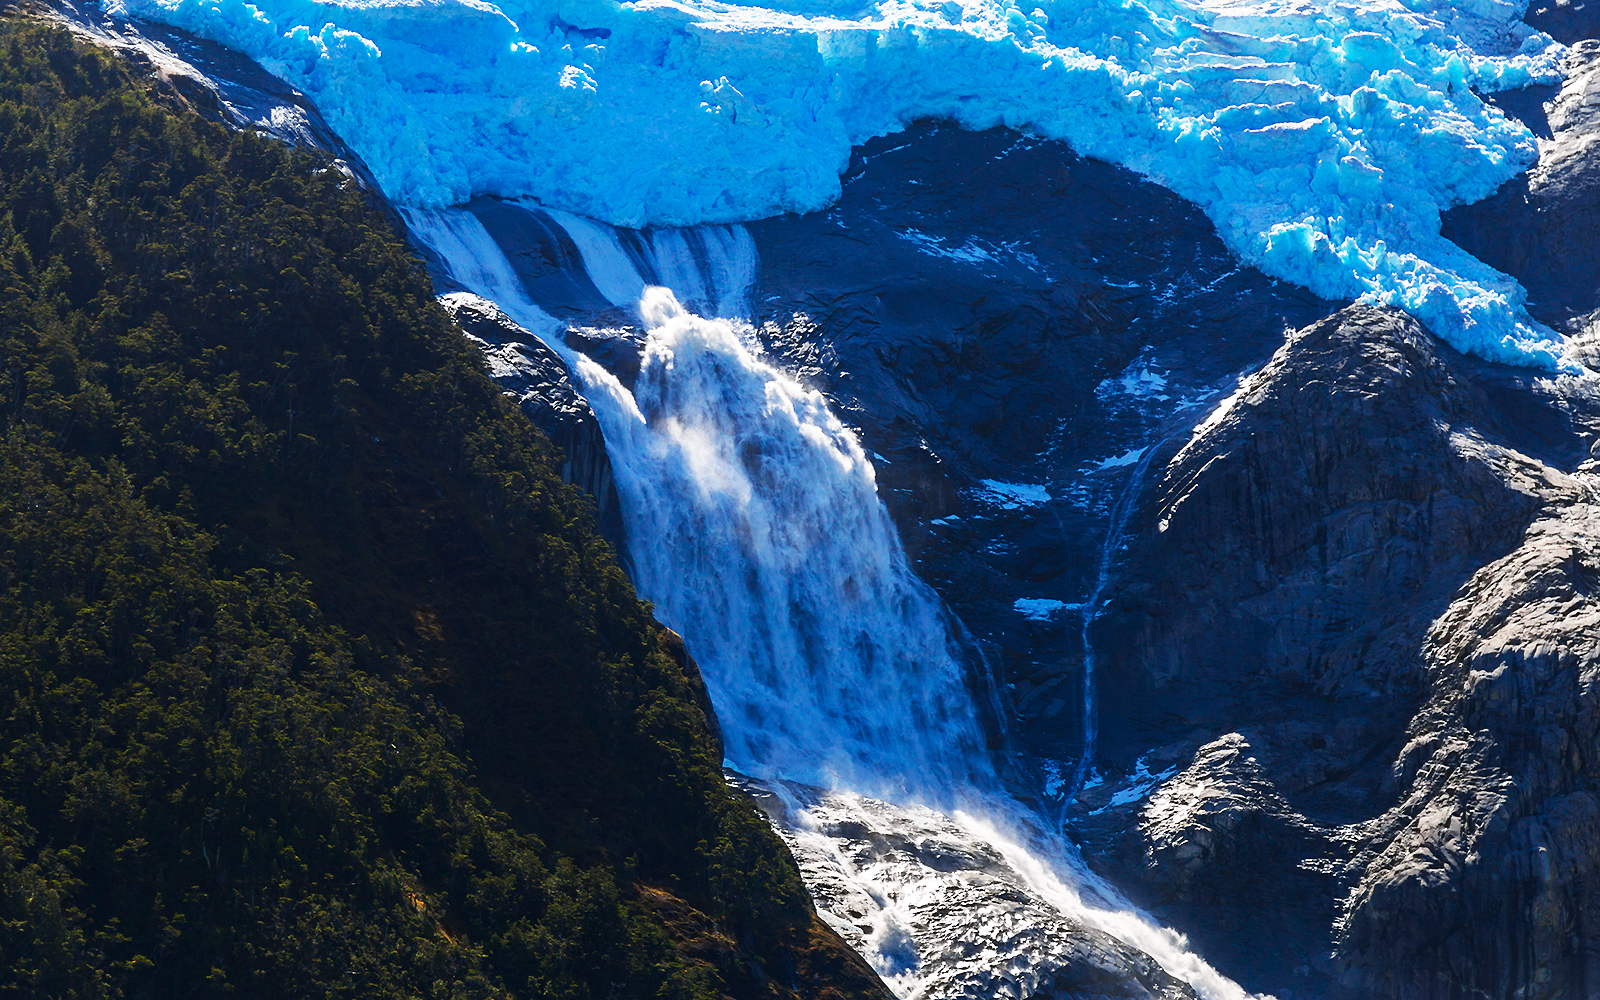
{"left": 735, "top": 117, "right": 1600, "bottom": 998}
{"left": 374, "top": 101, "right": 1600, "bottom": 995}
{"left": 1075, "top": 305, "right": 1600, "bottom": 999}
{"left": 439, "top": 293, "right": 625, "bottom": 548}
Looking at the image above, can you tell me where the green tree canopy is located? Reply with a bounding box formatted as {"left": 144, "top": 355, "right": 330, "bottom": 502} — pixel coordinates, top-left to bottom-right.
{"left": 0, "top": 20, "right": 886, "bottom": 1000}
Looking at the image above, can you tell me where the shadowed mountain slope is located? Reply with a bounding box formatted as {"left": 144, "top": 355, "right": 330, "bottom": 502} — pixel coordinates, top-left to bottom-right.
{"left": 0, "top": 19, "right": 888, "bottom": 1000}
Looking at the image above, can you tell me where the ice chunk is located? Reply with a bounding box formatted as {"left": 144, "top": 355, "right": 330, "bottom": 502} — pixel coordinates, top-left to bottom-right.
{"left": 113, "top": 0, "right": 1574, "bottom": 366}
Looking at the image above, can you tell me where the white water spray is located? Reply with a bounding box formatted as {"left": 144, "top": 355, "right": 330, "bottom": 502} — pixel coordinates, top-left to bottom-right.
{"left": 404, "top": 203, "right": 1268, "bottom": 1000}
{"left": 582, "top": 286, "right": 992, "bottom": 796}
{"left": 407, "top": 204, "right": 988, "bottom": 796}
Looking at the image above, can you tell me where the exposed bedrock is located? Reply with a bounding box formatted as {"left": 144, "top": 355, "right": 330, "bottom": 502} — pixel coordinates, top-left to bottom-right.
{"left": 406, "top": 121, "right": 1338, "bottom": 998}
{"left": 396, "top": 120, "right": 1338, "bottom": 783}
{"left": 745, "top": 122, "right": 1335, "bottom": 775}
{"left": 378, "top": 109, "right": 1600, "bottom": 998}
{"left": 1526, "top": 0, "right": 1600, "bottom": 45}
{"left": 751, "top": 118, "right": 1600, "bottom": 1000}
{"left": 738, "top": 779, "right": 1200, "bottom": 1000}
{"left": 1073, "top": 304, "right": 1600, "bottom": 1000}
{"left": 1094, "top": 306, "right": 1550, "bottom": 757}
{"left": 436, "top": 292, "right": 626, "bottom": 548}
{"left": 1444, "top": 41, "right": 1600, "bottom": 342}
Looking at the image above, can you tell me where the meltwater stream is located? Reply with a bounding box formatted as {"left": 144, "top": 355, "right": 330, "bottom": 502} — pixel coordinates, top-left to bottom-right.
{"left": 1068, "top": 439, "right": 1168, "bottom": 803}
{"left": 405, "top": 203, "right": 1264, "bottom": 1000}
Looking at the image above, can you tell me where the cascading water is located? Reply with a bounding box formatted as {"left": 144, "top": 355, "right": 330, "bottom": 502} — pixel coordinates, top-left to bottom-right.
{"left": 1068, "top": 441, "right": 1167, "bottom": 799}
{"left": 581, "top": 286, "right": 994, "bottom": 796}
{"left": 409, "top": 204, "right": 988, "bottom": 796}
{"left": 403, "top": 202, "right": 1267, "bottom": 1000}
{"left": 545, "top": 207, "right": 757, "bottom": 320}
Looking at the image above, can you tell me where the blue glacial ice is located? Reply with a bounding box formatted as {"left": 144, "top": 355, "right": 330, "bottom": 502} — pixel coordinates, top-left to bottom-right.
{"left": 108, "top": 0, "right": 1574, "bottom": 366}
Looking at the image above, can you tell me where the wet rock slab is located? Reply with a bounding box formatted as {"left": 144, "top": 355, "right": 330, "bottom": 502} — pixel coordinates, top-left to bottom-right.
{"left": 744, "top": 121, "right": 1336, "bottom": 782}
{"left": 733, "top": 776, "right": 1198, "bottom": 1000}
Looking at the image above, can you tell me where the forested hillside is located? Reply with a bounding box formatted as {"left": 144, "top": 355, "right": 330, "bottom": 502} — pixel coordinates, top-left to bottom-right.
{"left": 0, "top": 19, "right": 885, "bottom": 999}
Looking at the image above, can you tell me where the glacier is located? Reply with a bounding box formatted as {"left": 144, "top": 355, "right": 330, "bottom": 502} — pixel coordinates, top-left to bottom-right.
{"left": 109, "top": 0, "right": 1572, "bottom": 366}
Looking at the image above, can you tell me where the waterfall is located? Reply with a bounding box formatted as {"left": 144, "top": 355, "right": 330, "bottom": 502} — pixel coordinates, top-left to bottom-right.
{"left": 543, "top": 206, "right": 757, "bottom": 320}
{"left": 406, "top": 204, "right": 987, "bottom": 797}
{"left": 1069, "top": 441, "right": 1166, "bottom": 798}
{"left": 578, "top": 286, "right": 992, "bottom": 796}
{"left": 403, "top": 202, "right": 1267, "bottom": 1000}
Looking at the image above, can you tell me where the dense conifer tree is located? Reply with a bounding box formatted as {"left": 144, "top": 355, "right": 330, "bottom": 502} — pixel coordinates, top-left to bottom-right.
{"left": 0, "top": 21, "right": 884, "bottom": 999}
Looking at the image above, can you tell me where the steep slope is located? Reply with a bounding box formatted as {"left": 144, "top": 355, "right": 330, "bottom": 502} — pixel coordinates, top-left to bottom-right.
{"left": 1442, "top": 39, "right": 1600, "bottom": 344}
{"left": 0, "top": 19, "right": 887, "bottom": 1000}
{"left": 1076, "top": 305, "right": 1600, "bottom": 999}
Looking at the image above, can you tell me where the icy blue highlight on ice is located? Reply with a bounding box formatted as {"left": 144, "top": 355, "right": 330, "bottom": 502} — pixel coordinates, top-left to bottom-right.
{"left": 111, "top": 0, "right": 1571, "bottom": 366}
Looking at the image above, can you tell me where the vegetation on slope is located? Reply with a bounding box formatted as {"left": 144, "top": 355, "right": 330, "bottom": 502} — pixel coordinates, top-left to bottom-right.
{"left": 0, "top": 19, "right": 885, "bottom": 1000}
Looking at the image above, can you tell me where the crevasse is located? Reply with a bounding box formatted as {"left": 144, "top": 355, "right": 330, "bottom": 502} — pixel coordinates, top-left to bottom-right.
{"left": 111, "top": 0, "right": 1569, "bottom": 366}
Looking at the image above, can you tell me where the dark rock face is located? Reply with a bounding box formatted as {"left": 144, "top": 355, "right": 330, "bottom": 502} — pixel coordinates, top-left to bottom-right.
{"left": 727, "top": 117, "right": 1600, "bottom": 997}
{"left": 413, "top": 116, "right": 1600, "bottom": 998}
{"left": 438, "top": 293, "right": 625, "bottom": 547}
{"left": 750, "top": 122, "right": 1331, "bottom": 480}
{"left": 1073, "top": 304, "right": 1600, "bottom": 1000}
{"left": 1340, "top": 504, "right": 1600, "bottom": 999}
{"left": 402, "top": 121, "right": 1337, "bottom": 794}
{"left": 414, "top": 120, "right": 1341, "bottom": 997}
{"left": 745, "top": 122, "right": 1335, "bottom": 778}
{"left": 1096, "top": 307, "right": 1543, "bottom": 758}
{"left": 1444, "top": 42, "right": 1600, "bottom": 339}
{"left": 1526, "top": 0, "right": 1600, "bottom": 45}
{"left": 357, "top": 80, "right": 1600, "bottom": 999}
{"left": 755, "top": 119, "right": 1600, "bottom": 1000}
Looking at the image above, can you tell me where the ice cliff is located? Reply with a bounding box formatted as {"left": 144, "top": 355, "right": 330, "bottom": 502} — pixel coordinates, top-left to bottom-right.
{"left": 106, "top": 0, "right": 1569, "bottom": 362}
